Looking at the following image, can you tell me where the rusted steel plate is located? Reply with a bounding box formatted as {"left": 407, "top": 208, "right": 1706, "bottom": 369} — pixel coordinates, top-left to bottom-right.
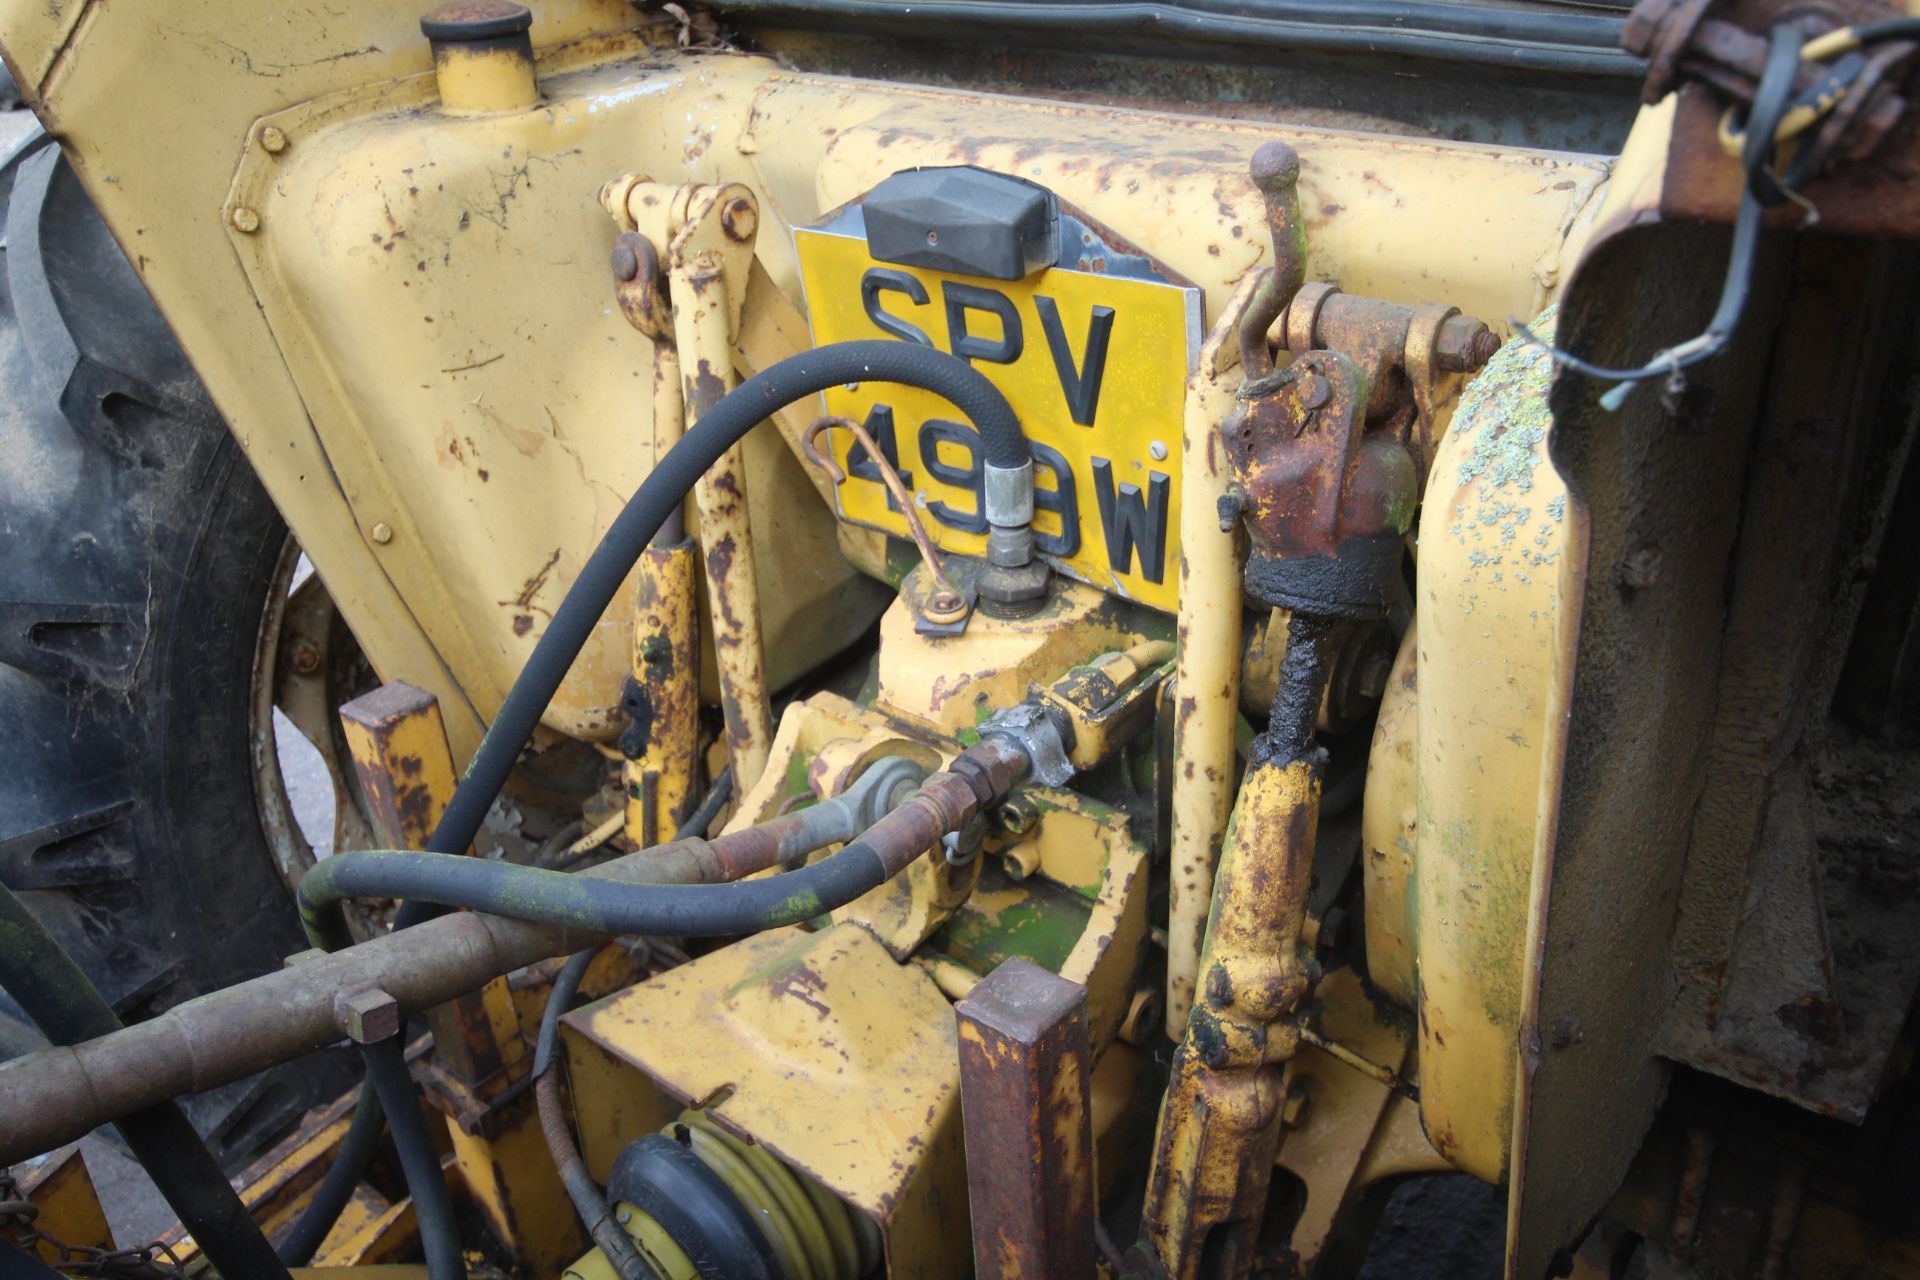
{"left": 954, "top": 958, "right": 1097, "bottom": 1280}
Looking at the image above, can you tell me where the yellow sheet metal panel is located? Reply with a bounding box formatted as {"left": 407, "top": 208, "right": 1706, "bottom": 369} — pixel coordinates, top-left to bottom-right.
{"left": 565, "top": 924, "right": 971, "bottom": 1279}
{"left": 1412, "top": 309, "right": 1574, "bottom": 1184}
{"left": 8, "top": 0, "right": 1610, "bottom": 761}
{"left": 1360, "top": 621, "right": 1419, "bottom": 1008}
{"left": 5, "top": 0, "right": 647, "bottom": 758}
{"left": 223, "top": 56, "right": 878, "bottom": 742}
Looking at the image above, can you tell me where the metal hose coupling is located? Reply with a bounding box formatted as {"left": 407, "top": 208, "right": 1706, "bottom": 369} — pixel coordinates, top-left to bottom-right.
{"left": 978, "top": 458, "right": 1051, "bottom": 615}
{"left": 851, "top": 734, "right": 1035, "bottom": 878}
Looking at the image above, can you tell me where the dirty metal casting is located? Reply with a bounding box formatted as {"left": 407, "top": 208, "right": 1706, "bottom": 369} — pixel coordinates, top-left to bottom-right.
{"left": 1219, "top": 346, "right": 1417, "bottom": 621}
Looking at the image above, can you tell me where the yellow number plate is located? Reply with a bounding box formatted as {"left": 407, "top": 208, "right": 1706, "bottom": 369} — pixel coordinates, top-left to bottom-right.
{"left": 795, "top": 223, "right": 1202, "bottom": 613}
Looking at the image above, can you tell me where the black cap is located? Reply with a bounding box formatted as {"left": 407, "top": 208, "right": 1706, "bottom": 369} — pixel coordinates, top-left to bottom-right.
{"left": 421, "top": 0, "right": 533, "bottom": 41}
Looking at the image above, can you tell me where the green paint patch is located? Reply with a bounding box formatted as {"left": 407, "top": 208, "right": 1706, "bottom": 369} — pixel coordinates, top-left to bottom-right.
{"left": 932, "top": 865, "right": 1088, "bottom": 974}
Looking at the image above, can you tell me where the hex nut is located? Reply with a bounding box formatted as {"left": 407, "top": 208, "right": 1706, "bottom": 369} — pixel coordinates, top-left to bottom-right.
{"left": 258, "top": 126, "right": 289, "bottom": 155}
{"left": 976, "top": 558, "right": 1051, "bottom": 617}
{"left": 230, "top": 206, "right": 261, "bottom": 234}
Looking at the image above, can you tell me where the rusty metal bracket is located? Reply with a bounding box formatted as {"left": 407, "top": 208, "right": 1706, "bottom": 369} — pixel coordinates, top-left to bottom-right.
{"left": 1621, "top": 0, "right": 1913, "bottom": 167}
{"left": 603, "top": 176, "right": 777, "bottom": 792}
{"left": 955, "top": 958, "right": 1098, "bottom": 1280}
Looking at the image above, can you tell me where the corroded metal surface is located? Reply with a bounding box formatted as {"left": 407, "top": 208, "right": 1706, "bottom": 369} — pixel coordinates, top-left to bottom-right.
{"left": 954, "top": 958, "right": 1097, "bottom": 1280}
{"left": 1222, "top": 346, "right": 1416, "bottom": 620}
{"left": 1139, "top": 757, "right": 1322, "bottom": 1280}
{"left": 622, "top": 541, "right": 701, "bottom": 848}
{"left": 339, "top": 682, "right": 527, "bottom": 1089}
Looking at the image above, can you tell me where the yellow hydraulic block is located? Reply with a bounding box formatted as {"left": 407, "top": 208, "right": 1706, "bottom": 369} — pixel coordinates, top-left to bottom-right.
{"left": 1140, "top": 755, "right": 1322, "bottom": 1280}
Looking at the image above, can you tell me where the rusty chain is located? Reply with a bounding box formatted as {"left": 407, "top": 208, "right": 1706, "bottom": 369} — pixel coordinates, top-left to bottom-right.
{"left": 0, "top": 1172, "right": 189, "bottom": 1278}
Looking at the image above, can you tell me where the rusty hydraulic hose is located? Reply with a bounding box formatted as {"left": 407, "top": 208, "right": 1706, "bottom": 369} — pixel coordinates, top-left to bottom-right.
{"left": 0, "top": 738, "right": 1031, "bottom": 1166}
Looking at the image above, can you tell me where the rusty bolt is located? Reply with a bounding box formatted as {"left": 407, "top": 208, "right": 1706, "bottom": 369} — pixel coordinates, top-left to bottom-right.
{"left": 1295, "top": 371, "right": 1331, "bottom": 410}
{"left": 719, "top": 196, "right": 757, "bottom": 243}
{"left": 334, "top": 987, "right": 400, "bottom": 1044}
{"left": 611, "top": 239, "right": 640, "bottom": 282}
{"left": 1217, "top": 490, "right": 1245, "bottom": 533}
{"left": 289, "top": 643, "right": 322, "bottom": 676}
{"left": 1435, "top": 316, "right": 1501, "bottom": 372}
{"left": 927, "top": 589, "right": 966, "bottom": 617}
{"left": 258, "top": 126, "right": 289, "bottom": 155}
{"left": 370, "top": 521, "right": 394, "bottom": 545}
{"left": 230, "top": 206, "right": 261, "bottom": 234}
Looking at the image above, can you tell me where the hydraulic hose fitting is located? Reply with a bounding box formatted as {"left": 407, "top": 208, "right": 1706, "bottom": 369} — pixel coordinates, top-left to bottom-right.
{"left": 977, "top": 459, "right": 1050, "bottom": 616}
{"left": 978, "top": 701, "right": 1075, "bottom": 788}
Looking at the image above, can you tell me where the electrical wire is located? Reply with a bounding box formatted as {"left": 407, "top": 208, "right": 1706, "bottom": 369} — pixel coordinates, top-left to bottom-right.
{"left": 1512, "top": 23, "right": 1809, "bottom": 408}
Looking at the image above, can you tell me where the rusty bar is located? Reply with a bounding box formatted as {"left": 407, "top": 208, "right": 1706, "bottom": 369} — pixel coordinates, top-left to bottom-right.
{"left": 955, "top": 958, "right": 1097, "bottom": 1280}
{"left": 672, "top": 251, "right": 775, "bottom": 793}
{"left": 0, "top": 835, "right": 771, "bottom": 1167}
{"left": 339, "top": 682, "right": 524, "bottom": 1084}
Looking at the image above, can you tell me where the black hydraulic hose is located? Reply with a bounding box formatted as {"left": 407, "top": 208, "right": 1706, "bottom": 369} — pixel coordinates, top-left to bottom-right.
{"left": 1255, "top": 612, "right": 1336, "bottom": 766}
{"left": 302, "top": 839, "right": 896, "bottom": 953}
{"left": 362, "top": 1036, "right": 464, "bottom": 1280}
{"left": 533, "top": 771, "right": 768, "bottom": 1280}
{"left": 535, "top": 949, "right": 651, "bottom": 1279}
{"left": 288, "top": 770, "right": 738, "bottom": 1263}
{"left": 276, "top": 1082, "right": 385, "bottom": 1266}
{"left": 703, "top": 0, "right": 1644, "bottom": 76}
{"left": 314, "top": 343, "right": 1021, "bottom": 1274}
{"left": 0, "top": 882, "right": 294, "bottom": 1280}
{"left": 416, "top": 339, "right": 1022, "bottom": 873}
